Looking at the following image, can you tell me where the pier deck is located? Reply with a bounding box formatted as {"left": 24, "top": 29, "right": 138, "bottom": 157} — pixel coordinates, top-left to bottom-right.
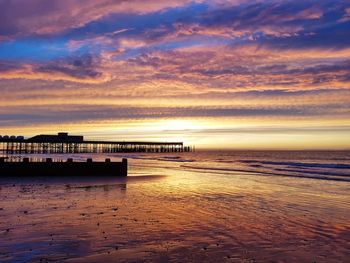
{"left": 0, "top": 133, "right": 193, "bottom": 155}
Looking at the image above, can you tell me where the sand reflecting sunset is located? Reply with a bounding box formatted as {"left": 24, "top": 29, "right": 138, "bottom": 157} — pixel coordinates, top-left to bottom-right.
{"left": 1, "top": 151, "right": 349, "bottom": 262}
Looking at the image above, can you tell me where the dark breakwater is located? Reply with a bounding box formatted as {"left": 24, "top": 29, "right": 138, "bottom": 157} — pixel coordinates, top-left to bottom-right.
{"left": 0, "top": 158, "right": 128, "bottom": 177}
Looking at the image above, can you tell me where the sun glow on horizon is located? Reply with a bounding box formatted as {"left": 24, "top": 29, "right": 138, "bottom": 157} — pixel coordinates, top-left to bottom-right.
{"left": 0, "top": 116, "right": 350, "bottom": 150}
{"left": 155, "top": 120, "right": 203, "bottom": 131}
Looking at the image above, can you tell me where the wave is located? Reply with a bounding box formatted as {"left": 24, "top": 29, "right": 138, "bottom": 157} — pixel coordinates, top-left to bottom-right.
{"left": 240, "top": 160, "right": 350, "bottom": 170}
{"left": 274, "top": 168, "right": 350, "bottom": 177}
{"left": 180, "top": 165, "right": 350, "bottom": 182}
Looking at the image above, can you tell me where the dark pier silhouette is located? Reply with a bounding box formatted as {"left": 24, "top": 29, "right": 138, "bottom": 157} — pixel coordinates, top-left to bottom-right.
{"left": 0, "top": 157, "right": 128, "bottom": 177}
{"left": 0, "top": 132, "right": 193, "bottom": 155}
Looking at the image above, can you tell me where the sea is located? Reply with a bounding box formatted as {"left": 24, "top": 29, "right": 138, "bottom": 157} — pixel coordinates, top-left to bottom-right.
{"left": 0, "top": 150, "right": 349, "bottom": 262}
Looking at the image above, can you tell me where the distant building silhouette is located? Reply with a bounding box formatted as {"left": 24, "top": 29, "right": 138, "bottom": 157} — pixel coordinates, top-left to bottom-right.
{"left": 28, "top": 132, "right": 84, "bottom": 143}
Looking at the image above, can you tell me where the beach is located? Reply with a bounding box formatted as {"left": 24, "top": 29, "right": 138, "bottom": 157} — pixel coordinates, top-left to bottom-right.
{"left": 0, "top": 151, "right": 349, "bottom": 262}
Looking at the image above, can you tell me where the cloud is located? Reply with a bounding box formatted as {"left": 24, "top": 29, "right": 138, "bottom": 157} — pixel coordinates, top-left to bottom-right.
{"left": 0, "top": 0, "right": 349, "bottom": 127}
{"left": 338, "top": 7, "right": 350, "bottom": 23}
{"left": 1, "top": 43, "right": 349, "bottom": 94}
{"left": 1, "top": 102, "right": 349, "bottom": 127}
{"left": 0, "top": 55, "right": 112, "bottom": 83}
{"left": 119, "top": 45, "right": 350, "bottom": 94}
{"left": 0, "top": 0, "right": 197, "bottom": 37}
{"left": 161, "top": 1, "right": 325, "bottom": 41}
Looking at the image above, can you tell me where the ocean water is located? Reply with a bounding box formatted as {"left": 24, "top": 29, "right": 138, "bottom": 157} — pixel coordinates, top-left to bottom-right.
{"left": 0, "top": 151, "right": 349, "bottom": 262}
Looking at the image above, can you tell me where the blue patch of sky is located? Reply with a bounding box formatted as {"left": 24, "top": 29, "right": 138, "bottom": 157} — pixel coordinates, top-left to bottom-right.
{"left": 0, "top": 38, "right": 71, "bottom": 61}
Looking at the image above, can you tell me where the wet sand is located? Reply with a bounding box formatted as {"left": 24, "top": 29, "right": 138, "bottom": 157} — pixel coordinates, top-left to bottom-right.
{"left": 0, "top": 151, "right": 349, "bottom": 262}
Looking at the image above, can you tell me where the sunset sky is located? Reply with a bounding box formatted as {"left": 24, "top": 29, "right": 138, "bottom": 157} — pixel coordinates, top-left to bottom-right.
{"left": 0, "top": 0, "right": 349, "bottom": 149}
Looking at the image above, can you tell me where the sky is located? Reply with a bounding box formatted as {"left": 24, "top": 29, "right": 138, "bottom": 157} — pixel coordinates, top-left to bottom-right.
{"left": 0, "top": 0, "right": 349, "bottom": 149}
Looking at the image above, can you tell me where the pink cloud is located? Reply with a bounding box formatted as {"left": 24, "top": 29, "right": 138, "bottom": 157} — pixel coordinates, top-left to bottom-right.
{"left": 1, "top": 44, "right": 349, "bottom": 95}
{"left": 338, "top": 8, "right": 350, "bottom": 23}
{"left": 296, "top": 7, "right": 323, "bottom": 20}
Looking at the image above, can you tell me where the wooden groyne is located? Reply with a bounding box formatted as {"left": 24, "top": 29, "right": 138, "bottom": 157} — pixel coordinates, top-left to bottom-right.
{"left": 0, "top": 132, "right": 193, "bottom": 155}
{"left": 0, "top": 157, "right": 128, "bottom": 177}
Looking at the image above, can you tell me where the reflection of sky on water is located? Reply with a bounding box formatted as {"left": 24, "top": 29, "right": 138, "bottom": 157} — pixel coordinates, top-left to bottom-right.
{"left": 0, "top": 151, "right": 350, "bottom": 262}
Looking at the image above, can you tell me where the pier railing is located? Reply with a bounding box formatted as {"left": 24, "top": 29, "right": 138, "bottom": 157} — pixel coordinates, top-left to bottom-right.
{"left": 0, "top": 139, "right": 193, "bottom": 155}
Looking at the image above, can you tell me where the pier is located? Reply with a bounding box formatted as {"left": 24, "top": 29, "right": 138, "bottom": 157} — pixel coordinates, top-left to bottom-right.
{"left": 0, "top": 132, "right": 193, "bottom": 155}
